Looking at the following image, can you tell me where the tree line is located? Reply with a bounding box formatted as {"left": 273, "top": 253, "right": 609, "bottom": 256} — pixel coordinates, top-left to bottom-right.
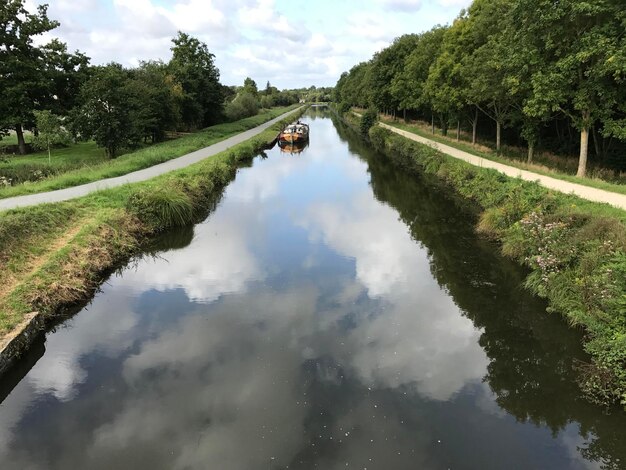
{"left": 334, "top": 0, "right": 626, "bottom": 177}
{"left": 0, "top": 1, "right": 302, "bottom": 158}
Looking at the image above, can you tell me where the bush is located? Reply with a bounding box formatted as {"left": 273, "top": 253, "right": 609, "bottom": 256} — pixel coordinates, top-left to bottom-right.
{"left": 126, "top": 184, "right": 193, "bottom": 230}
{"left": 369, "top": 126, "right": 390, "bottom": 152}
{"left": 338, "top": 101, "right": 352, "bottom": 114}
{"left": 360, "top": 108, "right": 378, "bottom": 137}
{"left": 225, "top": 93, "right": 260, "bottom": 121}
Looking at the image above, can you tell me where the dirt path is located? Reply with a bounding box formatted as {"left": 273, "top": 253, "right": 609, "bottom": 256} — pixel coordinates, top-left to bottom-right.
{"left": 0, "top": 108, "right": 301, "bottom": 211}
{"left": 378, "top": 122, "right": 626, "bottom": 211}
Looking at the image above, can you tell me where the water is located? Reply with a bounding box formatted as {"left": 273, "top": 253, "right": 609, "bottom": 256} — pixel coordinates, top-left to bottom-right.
{"left": 1, "top": 110, "right": 624, "bottom": 469}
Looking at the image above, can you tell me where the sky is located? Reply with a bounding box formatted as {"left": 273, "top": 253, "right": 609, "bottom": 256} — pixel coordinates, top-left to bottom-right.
{"left": 28, "top": 0, "right": 472, "bottom": 89}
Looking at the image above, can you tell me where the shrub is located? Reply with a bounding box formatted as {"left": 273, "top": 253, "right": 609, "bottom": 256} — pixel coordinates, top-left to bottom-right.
{"left": 225, "top": 93, "right": 260, "bottom": 121}
{"left": 126, "top": 184, "right": 193, "bottom": 230}
{"left": 368, "top": 126, "right": 390, "bottom": 152}
{"left": 360, "top": 108, "right": 378, "bottom": 137}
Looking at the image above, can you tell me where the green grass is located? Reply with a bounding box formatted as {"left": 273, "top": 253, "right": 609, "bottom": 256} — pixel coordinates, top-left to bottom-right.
{"left": 0, "top": 141, "right": 106, "bottom": 167}
{"left": 0, "top": 131, "right": 33, "bottom": 148}
{"left": 0, "top": 105, "right": 297, "bottom": 199}
{"left": 378, "top": 116, "right": 626, "bottom": 196}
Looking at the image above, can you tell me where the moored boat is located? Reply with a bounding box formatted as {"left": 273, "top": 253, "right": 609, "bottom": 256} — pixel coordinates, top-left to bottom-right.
{"left": 278, "top": 121, "right": 309, "bottom": 144}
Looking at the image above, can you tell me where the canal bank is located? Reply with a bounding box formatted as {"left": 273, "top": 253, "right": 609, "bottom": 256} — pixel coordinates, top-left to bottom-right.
{"left": 343, "top": 110, "right": 626, "bottom": 408}
{"left": 1, "top": 108, "right": 625, "bottom": 469}
{"left": 0, "top": 107, "right": 307, "bottom": 372}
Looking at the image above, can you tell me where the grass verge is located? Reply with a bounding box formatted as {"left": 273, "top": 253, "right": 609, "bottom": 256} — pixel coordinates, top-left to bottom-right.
{"left": 362, "top": 120, "right": 626, "bottom": 408}
{"left": 378, "top": 115, "right": 626, "bottom": 196}
{"left": 0, "top": 107, "right": 306, "bottom": 349}
{"left": 0, "top": 106, "right": 297, "bottom": 199}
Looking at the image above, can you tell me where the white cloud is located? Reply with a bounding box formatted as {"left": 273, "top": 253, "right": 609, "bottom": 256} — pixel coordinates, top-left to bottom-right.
{"left": 377, "top": 0, "right": 423, "bottom": 12}
{"left": 21, "top": 0, "right": 468, "bottom": 88}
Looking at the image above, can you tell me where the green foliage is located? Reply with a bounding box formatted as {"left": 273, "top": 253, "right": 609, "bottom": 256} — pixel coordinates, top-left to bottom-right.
{"left": 0, "top": 1, "right": 60, "bottom": 153}
{"left": 73, "top": 64, "right": 144, "bottom": 157}
{"left": 336, "top": 0, "right": 626, "bottom": 177}
{"left": 32, "top": 110, "right": 71, "bottom": 162}
{"left": 243, "top": 77, "right": 258, "bottom": 96}
{"left": 169, "top": 32, "right": 222, "bottom": 129}
{"left": 360, "top": 108, "right": 379, "bottom": 137}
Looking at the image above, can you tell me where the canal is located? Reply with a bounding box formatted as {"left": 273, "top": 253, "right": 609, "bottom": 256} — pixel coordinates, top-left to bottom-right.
{"left": 0, "top": 109, "right": 624, "bottom": 469}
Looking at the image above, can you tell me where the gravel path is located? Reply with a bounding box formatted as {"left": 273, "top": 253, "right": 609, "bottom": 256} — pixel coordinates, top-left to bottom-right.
{"left": 379, "top": 122, "right": 626, "bottom": 211}
{"left": 0, "top": 108, "right": 301, "bottom": 211}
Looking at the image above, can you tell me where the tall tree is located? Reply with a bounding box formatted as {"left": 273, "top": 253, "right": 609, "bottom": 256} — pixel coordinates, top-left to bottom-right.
{"left": 74, "top": 64, "right": 140, "bottom": 157}
{"left": 169, "top": 32, "right": 222, "bottom": 130}
{"left": 132, "top": 61, "right": 182, "bottom": 143}
{"left": 0, "top": 1, "right": 59, "bottom": 154}
{"left": 425, "top": 16, "right": 480, "bottom": 142}
{"left": 41, "top": 39, "right": 91, "bottom": 116}
{"left": 463, "top": 0, "right": 517, "bottom": 153}
{"left": 514, "top": 0, "right": 624, "bottom": 177}
{"left": 370, "top": 34, "right": 419, "bottom": 115}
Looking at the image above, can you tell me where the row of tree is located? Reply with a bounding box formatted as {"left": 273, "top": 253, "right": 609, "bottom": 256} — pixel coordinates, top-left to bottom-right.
{"left": 0, "top": 1, "right": 304, "bottom": 158}
{"left": 334, "top": 0, "right": 626, "bottom": 177}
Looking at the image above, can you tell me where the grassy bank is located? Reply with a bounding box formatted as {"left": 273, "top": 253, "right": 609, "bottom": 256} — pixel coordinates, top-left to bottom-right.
{"left": 348, "top": 111, "right": 626, "bottom": 407}
{"left": 0, "top": 107, "right": 306, "bottom": 345}
{"left": 0, "top": 106, "right": 297, "bottom": 198}
{"left": 377, "top": 115, "right": 626, "bottom": 196}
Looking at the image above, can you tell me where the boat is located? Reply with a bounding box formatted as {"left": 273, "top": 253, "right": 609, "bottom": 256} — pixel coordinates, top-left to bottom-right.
{"left": 278, "top": 121, "right": 309, "bottom": 144}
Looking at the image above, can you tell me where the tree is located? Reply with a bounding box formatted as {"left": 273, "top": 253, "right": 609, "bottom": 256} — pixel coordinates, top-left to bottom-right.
{"left": 41, "top": 39, "right": 91, "bottom": 116}
{"left": 514, "top": 0, "right": 624, "bottom": 177}
{"left": 425, "top": 17, "right": 477, "bottom": 142}
{"left": 74, "top": 64, "right": 140, "bottom": 157}
{"left": 132, "top": 61, "right": 182, "bottom": 142}
{"left": 0, "top": 1, "right": 59, "bottom": 154}
{"left": 169, "top": 32, "right": 222, "bottom": 130}
{"left": 243, "top": 77, "right": 258, "bottom": 96}
{"left": 463, "top": 0, "right": 517, "bottom": 153}
{"left": 391, "top": 27, "right": 446, "bottom": 128}
{"left": 32, "top": 110, "right": 70, "bottom": 164}
{"left": 370, "top": 34, "right": 420, "bottom": 115}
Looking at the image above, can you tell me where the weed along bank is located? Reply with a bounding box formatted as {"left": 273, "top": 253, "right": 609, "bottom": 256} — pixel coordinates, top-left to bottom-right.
{"left": 1, "top": 108, "right": 626, "bottom": 469}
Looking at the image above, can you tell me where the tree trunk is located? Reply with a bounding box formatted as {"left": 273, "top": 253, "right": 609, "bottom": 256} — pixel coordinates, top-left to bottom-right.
{"left": 456, "top": 121, "right": 460, "bottom": 142}
{"left": 442, "top": 121, "right": 448, "bottom": 137}
{"left": 577, "top": 127, "right": 589, "bottom": 178}
{"left": 403, "top": 108, "right": 406, "bottom": 122}
{"left": 15, "top": 124, "right": 26, "bottom": 155}
{"left": 527, "top": 142, "right": 534, "bottom": 163}
{"left": 472, "top": 109, "right": 478, "bottom": 144}
{"left": 496, "top": 120, "right": 501, "bottom": 153}
{"left": 431, "top": 114, "right": 435, "bottom": 134}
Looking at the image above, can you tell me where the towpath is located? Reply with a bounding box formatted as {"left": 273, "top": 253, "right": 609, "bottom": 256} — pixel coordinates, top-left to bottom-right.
{"left": 0, "top": 107, "right": 302, "bottom": 211}
{"left": 377, "top": 121, "right": 626, "bottom": 211}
